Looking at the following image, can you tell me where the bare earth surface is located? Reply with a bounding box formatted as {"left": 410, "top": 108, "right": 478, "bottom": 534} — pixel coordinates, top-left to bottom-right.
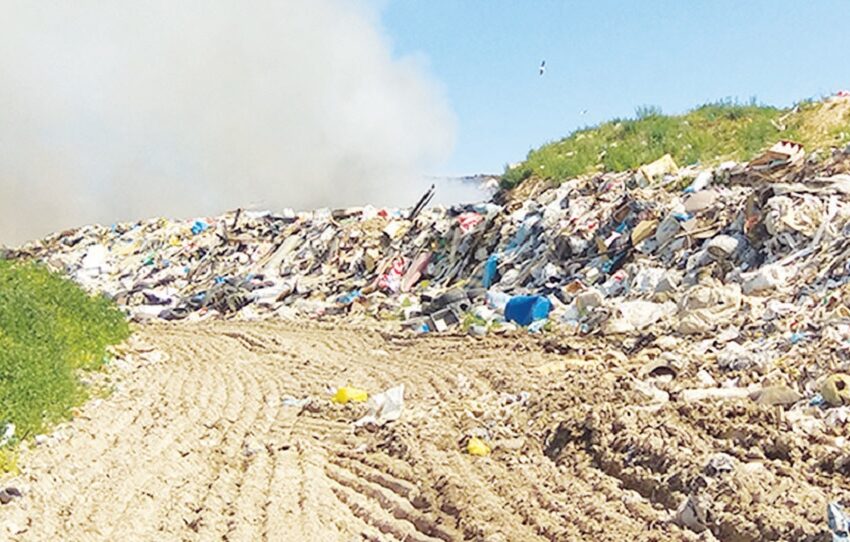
{"left": 1, "top": 321, "right": 845, "bottom": 541}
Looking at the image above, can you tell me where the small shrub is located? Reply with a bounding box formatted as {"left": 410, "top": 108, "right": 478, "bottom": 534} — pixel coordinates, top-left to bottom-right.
{"left": 635, "top": 104, "right": 662, "bottom": 119}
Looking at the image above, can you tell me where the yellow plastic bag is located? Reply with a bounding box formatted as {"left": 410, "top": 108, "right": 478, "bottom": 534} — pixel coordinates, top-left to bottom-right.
{"left": 467, "top": 437, "right": 491, "bottom": 457}
{"left": 332, "top": 386, "right": 368, "bottom": 404}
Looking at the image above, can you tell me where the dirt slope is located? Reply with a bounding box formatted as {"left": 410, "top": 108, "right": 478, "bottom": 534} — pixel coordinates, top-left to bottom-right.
{"left": 0, "top": 322, "right": 842, "bottom": 541}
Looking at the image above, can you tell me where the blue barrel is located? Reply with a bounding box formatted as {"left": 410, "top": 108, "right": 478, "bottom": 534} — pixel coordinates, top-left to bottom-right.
{"left": 505, "top": 295, "right": 552, "bottom": 326}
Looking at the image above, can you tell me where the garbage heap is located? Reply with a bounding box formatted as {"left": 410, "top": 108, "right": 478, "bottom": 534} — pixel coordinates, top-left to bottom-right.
{"left": 9, "top": 142, "right": 850, "bottom": 539}
{"left": 7, "top": 145, "right": 850, "bottom": 341}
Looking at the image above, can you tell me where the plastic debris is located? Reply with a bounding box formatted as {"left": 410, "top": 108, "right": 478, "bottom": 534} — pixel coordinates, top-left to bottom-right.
{"left": 677, "top": 282, "right": 742, "bottom": 335}
{"left": 457, "top": 212, "right": 484, "bottom": 234}
{"left": 331, "top": 386, "right": 368, "bottom": 404}
{"left": 606, "top": 300, "right": 676, "bottom": 334}
{"left": 466, "top": 437, "right": 491, "bottom": 457}
{"left": 822, "top": 374, "right": 850, "bottom": 407}
{"left": 705, "top": 234, "right": 739, "bottom": 259}
{"left": 637, "top": 154, "right": 678, "bottom": 185}
{"left": 8, "top": 140, "right": 850, "bottom": 540}
{"left": 685, "top": 170, "right": 712, "bottom": 193}
{"left": 281, "top": 396, "right": 311, "bottom": 409}
{"left": 505, "top": 295, "right": 551, "bottom": 326}
{"left": 681, "top": 384, "right": 760, "bottom": 403}
{"left": 742, "top": 264, "right": 787, "bottom": 295}
{"left": 191, "top": 220, "right": 209, "bottom": 235}
{"left": 336, "top": 290, "right": 362, "bottom": 305}
{"left": 355, "top": 384, "right": 404, "bottom": 427}
{"left": 0, "top": 148, "right": 816, "bottom": 341}
{"left": 0, "top": 423, "right": 14, "bottom": 447}
{"left": 675, "top": 494, "right": 708, "bottom": 533}
{"left": 377, "top": 257, "right": 407, "bottom": 294}
{"left": 829, "top": 502, "right": 850, "bottom": 542}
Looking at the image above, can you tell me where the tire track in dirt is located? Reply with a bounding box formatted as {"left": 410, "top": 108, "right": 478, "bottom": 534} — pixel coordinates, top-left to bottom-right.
{"left": 49, "top": 358, "right": 194, "bottom": 538}
{"left": 224, "top": 365, "right": 282, "bottom": 542}
{"left": 325, "top": 460, "right": 457, "bottom": 541}
{"left": 186, "top": 342, "right": 263, "bottom": 540}
{"left": 91, "top": 336, "right": 234, "bottom": 539}
{"left": 7, "top": 320, "right": 837, "bottom": 540}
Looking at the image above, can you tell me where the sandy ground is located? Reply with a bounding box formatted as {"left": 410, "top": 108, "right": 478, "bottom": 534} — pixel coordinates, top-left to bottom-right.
{"left": 0, "top": 321, "right": 844, "bottom": 541}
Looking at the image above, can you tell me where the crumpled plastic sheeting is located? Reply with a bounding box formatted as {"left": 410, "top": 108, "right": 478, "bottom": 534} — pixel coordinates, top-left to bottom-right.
{"left": 677, "top": 282, "right": 742, "bottom": 335}
{"left": 742, "top": 264, "right": 788, "bottom": 295}
{"left": 605, "top": 300, "right": 677, "bottom": 334}
{"left": 765, "top": 194, "right": 825, "bottom": 237}
{"left": 716, "top": 341, "right": 770, "bottom": 371}
{"left": 355, "top": 384, "right": 404, "bottom": 427}
{"left": 828, "top": 502, "right": 850, "bottom": 542}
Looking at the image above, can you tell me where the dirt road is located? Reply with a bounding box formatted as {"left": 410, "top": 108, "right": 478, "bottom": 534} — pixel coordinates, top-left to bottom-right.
{"left": 0, "top": 321, "right": 844, "bottom": 541}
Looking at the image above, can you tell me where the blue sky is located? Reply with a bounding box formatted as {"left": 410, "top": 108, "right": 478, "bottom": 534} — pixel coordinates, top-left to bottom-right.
{"left": 383, "top": 1, "right": 850, "bottom": 175}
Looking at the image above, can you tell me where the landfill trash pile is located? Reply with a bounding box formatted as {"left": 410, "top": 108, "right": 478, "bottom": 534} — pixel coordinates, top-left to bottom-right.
{"left": 8, "top": 141, "right": 850, "bottom": 338}
{"left": 8, "top": 142, "right": 850, "bottom": 538}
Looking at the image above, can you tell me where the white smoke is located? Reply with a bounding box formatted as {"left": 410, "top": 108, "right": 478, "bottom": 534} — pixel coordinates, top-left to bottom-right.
{"left": 0, "top": 0, "right": 456, "bottom": 244}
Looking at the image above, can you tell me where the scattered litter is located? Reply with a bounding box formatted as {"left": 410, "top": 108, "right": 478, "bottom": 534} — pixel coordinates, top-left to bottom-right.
{"left": 675, "top": 494, "right": 708, "bottom": 533}
{"left": 681, "top": 384, "right": 760, "bottom": 403}
{"left": 750, "top": 385, "right": 802, "bottom": 407}
{"left": 331, "top": 386, "right": 368, "bottom": 404}
{"left": 0, "top": 423, "right": 14, "bottom": 447}
{"left": 742, "top": 264, "right": 787, "bottom": 295}
{"left": 829, "top": 502, "right": 849, "bottom": 542}
{"left": 281, "top": 396, "right": 311, "bottom": 409}
{"left": 355, "top": 384, "right": 404, "bottom": 427}
{"left": 637, "top": 154, "right": 678, "bottom": 185}
{"left": 5, "top": 138, "right": 850, "bottom": 541}
{"left": 677, "top": 282, "right": 742, "bottom": 335}
{"left": 751, "top": 140, "right": 805, "bottom": 170}
{"left": 466, "top": 437, "right": 491, "bottom": 457}
{"left": 822, "top": 374, "right": 850, "bottom": 407}
{"left": 705, "top": 453, "right": 736, "bottom": 476}
{"left": 505, "top": 295, "right": 552, "bottom": 327}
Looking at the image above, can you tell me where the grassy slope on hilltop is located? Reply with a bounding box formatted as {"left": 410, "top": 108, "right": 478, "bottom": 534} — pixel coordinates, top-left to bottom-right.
{"left": 0, "top": 260, "right": 129, "bottom": 466}
{"left": 502, "top": 98, "right": 850, "bottom": 188}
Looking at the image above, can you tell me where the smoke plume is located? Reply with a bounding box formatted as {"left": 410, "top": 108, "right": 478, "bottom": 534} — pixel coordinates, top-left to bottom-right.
{"left": 0, "top": 0, "right": 456, "bottom": 244}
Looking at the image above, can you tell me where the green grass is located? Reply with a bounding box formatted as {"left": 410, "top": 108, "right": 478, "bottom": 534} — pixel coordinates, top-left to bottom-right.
{"left": 502, "top": 97, "right": 850, "bottom": 188}
{"left": 0, "top": 260, "right": 129, "bottom": 459}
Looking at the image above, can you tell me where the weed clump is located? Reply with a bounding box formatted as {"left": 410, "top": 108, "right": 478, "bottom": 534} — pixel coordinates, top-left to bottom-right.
{"left": 0, "top": 260, "right": 129, "bottom": 461}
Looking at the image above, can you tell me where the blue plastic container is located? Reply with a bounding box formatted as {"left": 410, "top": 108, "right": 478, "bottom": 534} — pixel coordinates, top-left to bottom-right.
{"left": 504, "top": 295, "right": 552, "bottom": 326}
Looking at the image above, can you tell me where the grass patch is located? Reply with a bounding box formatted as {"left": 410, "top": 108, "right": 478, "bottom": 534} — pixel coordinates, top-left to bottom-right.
{"left": 502, "top": 97, "right": 850, "bottom": 188}
{"left": 0, "top": 260, "right": 129, "bottom": 462}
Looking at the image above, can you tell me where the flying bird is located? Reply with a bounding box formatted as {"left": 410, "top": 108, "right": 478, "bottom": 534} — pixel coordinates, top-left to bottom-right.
{"left": 539, "top": 60, "right": 546, "bottom": 76}
{"left": 580, "top": 109, "right": 588, "bottom": 116}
